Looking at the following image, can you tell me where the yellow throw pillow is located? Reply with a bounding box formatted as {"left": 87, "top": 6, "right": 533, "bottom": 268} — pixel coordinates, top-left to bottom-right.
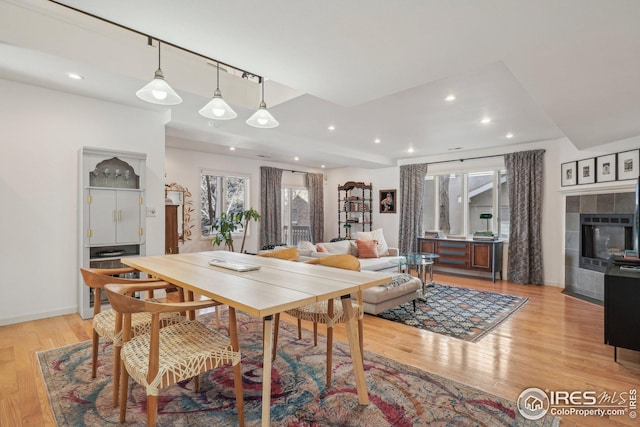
{"left": 306, "top": 254, "right": 361, "bottom": 271}
{"left": 356, "top": 239, "right": 379, "bottom": 258}
{"left": 259, "top": 247, "right": 299, "bottom": 261}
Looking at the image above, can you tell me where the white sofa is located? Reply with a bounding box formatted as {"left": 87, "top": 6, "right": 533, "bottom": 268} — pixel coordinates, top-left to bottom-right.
{"left": 296, "top": 239, "right": 405, "bottom": 272}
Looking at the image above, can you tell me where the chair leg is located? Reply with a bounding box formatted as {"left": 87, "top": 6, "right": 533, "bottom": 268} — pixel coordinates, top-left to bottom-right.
{"left": 118, "top": 362, "right": 129, "bottom": 423}
{"left": 112, "top": 344, "right": 122, "bottom": 407}
{"left": 358, "top": 318, "right": 364, "bottom": 361}
{"left": 194, "top": 375, "right": 200, "bottom": 392}
{"left": 147, "top": 394, "right": 158, "bottom": 427}
{"left": 91, "top": 330, "right": 99, "bottom": 378}
{"left": 272, "top": 313, "right": 280, "bottom": 362}
{"left": 187, "top": 290, "right": 195, "bottom": 320}
{"left": 215, "top": 306, "right": 221, "bottom": 329}
{"left": 326, "top": 325, "right": 333, "bottom": 386}
{"left": 313, "top": 322, "right": 318, "bottom": 346}
{"left": 297, "top": 318, "right": 302, "bottom": 340}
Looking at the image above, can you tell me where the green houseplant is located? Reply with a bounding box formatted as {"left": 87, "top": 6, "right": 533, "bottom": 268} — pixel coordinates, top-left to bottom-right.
{"left": 210, "top": 207, "right": 261, "bottom": 253}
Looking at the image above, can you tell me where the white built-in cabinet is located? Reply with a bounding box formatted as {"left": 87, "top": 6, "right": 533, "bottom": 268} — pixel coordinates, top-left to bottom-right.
{"left": 79, "top": 147, "right": 147, "bottom": 319}
{"left": 86, "top": 189, "right": 143, "bottom": 246}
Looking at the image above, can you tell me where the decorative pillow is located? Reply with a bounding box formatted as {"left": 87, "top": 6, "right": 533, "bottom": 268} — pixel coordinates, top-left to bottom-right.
{"left": 349, "top": 240, "right": 359, "bottom": 257}
{"left": 320, "top": 240, "right": 352, "bottom": 254}
{"left": 356, "top": 228, "right": 389, "bottom": 256}
{"left": 297, "top": 240, "right": 317, "bottom": 252}
{"left": 306, "top": 254, "right": 361, "bottom": 271}
{"left": 316, "top": 243, "right": 328, "bottom": 252}
{"left": 259, "top": 247, "right": 299, "bottom": 261}
{"left": 356, "top": 239, "right": 379, "bottom": 258}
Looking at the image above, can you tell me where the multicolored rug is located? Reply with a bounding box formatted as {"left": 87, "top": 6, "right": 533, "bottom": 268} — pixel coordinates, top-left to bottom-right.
{"left": 377, "top": 284, "right": 528, "bottom": 342}
{"left": 38, "top": 310, "right": 557, "bottom": 426}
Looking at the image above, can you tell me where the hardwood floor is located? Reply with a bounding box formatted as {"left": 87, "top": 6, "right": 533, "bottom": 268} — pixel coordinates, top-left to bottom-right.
{"left": 1, "top": 273, "right": 638, "bottom": 426}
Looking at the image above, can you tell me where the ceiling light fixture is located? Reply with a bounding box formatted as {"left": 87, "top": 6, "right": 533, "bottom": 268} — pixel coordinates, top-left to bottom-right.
{"left": 374, "top": 138, "right": 381, "bottom": 144}
{"left": 136, "top": 40, "right": 182, "bottom": 105}
{"left": 445, "top": 94, "right": 456, "bottom": 102}
{"left": 408, "top": 147, "right": 415, "bottom": 153}
{"left": 328, "top": 125, "right": 335, "bottom": 131}
{"left": 481, "top": 117, "right": 492, "bottom": 124}
{"left": 199, "top": 62, "right": 237, "bottom": 120}
{"left": 229, "top": 146, "right": 236, "bottom": 151}
{"left": 321, "top": 165, "right": 326, "bottom": 168}
{"left": 294, "top": 156, "right": 300, "bottom": 161}
{"left": 246, "top": 78, "right": 279, "bottom": 128}
{"left": 506, "top": 132, "right": 514, "bottom": 139}
{"left": 66, "top": 72, "right": 84, "bottom": 80}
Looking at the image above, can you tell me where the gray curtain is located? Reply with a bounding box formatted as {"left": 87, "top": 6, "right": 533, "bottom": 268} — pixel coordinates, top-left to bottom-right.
{"left": 260, "top": 167, "right": 283, "bottom": 248}
{"left": 504, "top": 149, "right": 545, "bottom": 284}
{"left": 398, "top": 163, "right": 429, "bottom": 254}
{"left": 305, "top": 173, "right": 324, "bottom": 243}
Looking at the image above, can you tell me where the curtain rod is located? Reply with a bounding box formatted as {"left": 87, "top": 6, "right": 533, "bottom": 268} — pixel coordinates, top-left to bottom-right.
{"left": 426, "top": 150, "right": 546, "bottom": 166}
{"left": 47, "top": 0, "right": 262, "bottom": 83}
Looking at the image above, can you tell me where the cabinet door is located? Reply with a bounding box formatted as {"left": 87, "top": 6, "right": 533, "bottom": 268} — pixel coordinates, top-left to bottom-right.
{"left": 471, "top": 243, "right": 492, "bottom": 271}
{"left": 88, "top": 189, "right": 142, "bottom": 245}
{"left": 88, "top": 189, "right": 117, "bottom": 245}
{"left": 116, "top": 191, "right": 143, "bottom": 244}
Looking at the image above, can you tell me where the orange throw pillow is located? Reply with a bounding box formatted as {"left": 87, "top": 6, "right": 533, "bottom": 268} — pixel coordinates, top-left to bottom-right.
{"left": 356, "top": 239, "right": 379, "bottom": 258}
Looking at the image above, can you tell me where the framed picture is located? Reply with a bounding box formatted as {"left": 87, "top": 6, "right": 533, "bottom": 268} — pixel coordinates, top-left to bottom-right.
{"left": 617, "top": 149, "right": 639, "bottom": 180}
{"left": 561, "top": 161, "right": 577, "bottom": 186}
{"left": 379, "top": 189, "right": 396, "bottom": 213}
{"left": 577, "top": 158, "right": 595, "bottom": 185}
{"left": 596, "top": 154, "right": 617, "bottom": 183}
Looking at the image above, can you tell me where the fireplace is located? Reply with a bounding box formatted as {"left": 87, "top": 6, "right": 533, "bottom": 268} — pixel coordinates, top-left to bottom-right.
{"left": 580, "top": 214, "right": 633, "bottom": 272}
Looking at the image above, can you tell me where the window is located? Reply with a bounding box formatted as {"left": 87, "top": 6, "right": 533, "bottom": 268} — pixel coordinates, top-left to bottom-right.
{"left": 282, "top": 187, "right": 311, "bottom": 245}
{"left": 423, "top": 169, "right": 509, "bottom": 238}
{"left": 200, "top": 171, "right": 249, "bottom": 237}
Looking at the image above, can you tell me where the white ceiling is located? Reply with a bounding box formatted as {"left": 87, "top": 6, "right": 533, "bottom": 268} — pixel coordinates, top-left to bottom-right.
{"left": 2, "top": 0, "right": 640, "bottom": 169}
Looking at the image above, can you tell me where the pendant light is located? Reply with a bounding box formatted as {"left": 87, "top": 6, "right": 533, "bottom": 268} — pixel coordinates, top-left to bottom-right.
{"left": 136, "top": 40, "right": 182, "bottom": 105}
{"left": 246, "top": 78, "right": 279, "bottom": 128}
{"left": 199, "top": 62, "right": 237, "bottom": 120}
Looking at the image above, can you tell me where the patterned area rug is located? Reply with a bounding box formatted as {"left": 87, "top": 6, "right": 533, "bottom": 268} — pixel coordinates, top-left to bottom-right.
{"left": 38, "top": 310, "right": 557, "bottom": 426}
{"left": 377, "top": 284, "right": 528, "bottom": 342}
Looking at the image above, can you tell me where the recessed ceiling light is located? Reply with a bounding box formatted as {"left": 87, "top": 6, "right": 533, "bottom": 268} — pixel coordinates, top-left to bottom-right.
{"left": 294, "top": 156, "right": 299, "bottom": 161}
{"left": 481, "top": 117, "right": 492, "bottom": 124}
{"left": 229, "top": 146, "right": 236, "bottom": 151}
{"left": 505, "top": 132, "right": 514, "bottom": 139}
{"left": 328, "top": 125, "right": 335, "bottom": 131}
{"left": 374, "top": 138, "right": 381, "bottom": 144}
{"left": 66, "top": 72, "right": 84, "bottom": 80}
{"left": 321, "top": 165, "right": 326, "bottom": 168}
{"left": 444, "top": 94, "right": 456, "bottom": 102}
{"left": 408, "top": 147, "right": 415, "bottom": 153}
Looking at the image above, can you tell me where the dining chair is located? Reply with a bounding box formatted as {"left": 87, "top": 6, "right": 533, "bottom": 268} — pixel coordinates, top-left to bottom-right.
{"left": 272, "top": 254, "right": 364, "bottom": 387}
{"left": 105, "top": 283, "right": 245, "bottom": 427}
{"left": 79, "top": 267, "right": 185, "bottom": 407}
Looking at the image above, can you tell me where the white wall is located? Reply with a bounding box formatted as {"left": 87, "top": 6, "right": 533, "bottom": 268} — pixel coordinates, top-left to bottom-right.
{"left": 164, "top": 146, "right": 322, "bottom": 254}
{"left": 0, "top": 79, "right": 167, "bottom": 326}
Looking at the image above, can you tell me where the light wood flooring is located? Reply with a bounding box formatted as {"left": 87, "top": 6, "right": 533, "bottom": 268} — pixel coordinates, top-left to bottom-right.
{"left": 1, "top": 273, "right": 638, "bottom": 426}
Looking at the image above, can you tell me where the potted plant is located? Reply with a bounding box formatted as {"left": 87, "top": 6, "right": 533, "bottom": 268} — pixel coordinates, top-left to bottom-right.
{"left": 211, "top": 207, "right": 261, "bottom": 253}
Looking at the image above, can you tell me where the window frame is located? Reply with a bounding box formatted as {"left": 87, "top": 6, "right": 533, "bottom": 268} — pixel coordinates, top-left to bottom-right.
{"left": 424, "top": 169, "right": 508, "bottom": 239}
{"left": 199, "top": 169, "right": 251, "bottom": 239}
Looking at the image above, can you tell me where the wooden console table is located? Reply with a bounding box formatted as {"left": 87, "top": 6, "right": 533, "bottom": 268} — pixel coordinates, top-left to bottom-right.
{"left": 416, "top": 237, "right": 503, "bottom": 282}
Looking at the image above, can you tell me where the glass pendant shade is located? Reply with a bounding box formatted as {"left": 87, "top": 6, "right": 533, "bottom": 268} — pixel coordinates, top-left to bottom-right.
{"left": 136, "top": 41, "right": 182, "bottom": 106}
{"left": 199, "top": 88, "right": 237, "bottom": 120}
{"left": 136, "top": 69, "right": 182, "bottom": 105}
{"left": 246, "top": 101, "right": 279, "bottom": 128}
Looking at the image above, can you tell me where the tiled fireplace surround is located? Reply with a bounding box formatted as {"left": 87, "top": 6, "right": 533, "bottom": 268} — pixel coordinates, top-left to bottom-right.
{"left": 564, "top": 192, "right": 634, "bottom": 303}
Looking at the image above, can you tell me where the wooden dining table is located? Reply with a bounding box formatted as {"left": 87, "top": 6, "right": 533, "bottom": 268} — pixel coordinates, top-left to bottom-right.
{"left": 123, "top": 250, "right": 391, "bottom": 426}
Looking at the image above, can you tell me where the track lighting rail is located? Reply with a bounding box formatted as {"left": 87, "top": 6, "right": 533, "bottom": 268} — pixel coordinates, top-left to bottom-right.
{"left": 47, "top": 0, "right": 263, "bottom": 83}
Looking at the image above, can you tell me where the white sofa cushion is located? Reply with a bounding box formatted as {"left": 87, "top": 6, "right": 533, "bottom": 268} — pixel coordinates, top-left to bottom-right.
{"left": 317, "top": 240, "right": 352, "bottom": 254}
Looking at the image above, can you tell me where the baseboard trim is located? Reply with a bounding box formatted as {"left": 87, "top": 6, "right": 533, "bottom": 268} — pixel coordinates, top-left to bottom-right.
{"left": 0, "top": 306, "right": 78, "bottom": 327}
